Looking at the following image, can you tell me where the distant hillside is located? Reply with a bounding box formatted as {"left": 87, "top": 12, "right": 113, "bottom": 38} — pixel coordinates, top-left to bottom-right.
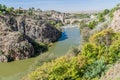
{"left": 65, "top": 10, "right": 103, "bottom": 14}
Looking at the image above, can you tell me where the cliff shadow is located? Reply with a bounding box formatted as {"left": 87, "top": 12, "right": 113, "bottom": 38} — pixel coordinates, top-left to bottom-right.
{"left": 58, "top": 31, "right": 68, "bottom": 42}
{"left": 25, "top": 35, "right": 48, "bottom": 57}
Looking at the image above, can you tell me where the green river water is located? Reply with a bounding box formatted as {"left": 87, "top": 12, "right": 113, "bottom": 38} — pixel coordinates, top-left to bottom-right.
{"left": 0, "top": 26, "right": 81, "bottom": 80}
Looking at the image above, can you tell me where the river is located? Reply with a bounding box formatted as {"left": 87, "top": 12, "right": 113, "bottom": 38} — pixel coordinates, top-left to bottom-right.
{"left": 49, "top": 26, "right": 81, "bottom": 56}
{"left": 0, "top": 26, "right": 81, "bottom": 80}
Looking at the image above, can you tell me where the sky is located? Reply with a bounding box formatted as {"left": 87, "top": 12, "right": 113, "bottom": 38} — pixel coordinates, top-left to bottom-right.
{"left": 0, "top": 0, "right": 120, "bottom": 12}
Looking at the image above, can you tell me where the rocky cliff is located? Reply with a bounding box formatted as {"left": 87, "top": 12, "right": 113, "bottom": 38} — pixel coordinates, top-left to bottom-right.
{"left": 0, "top": 14, "right": 61, "bottom": 62}
{"left": 7, "top": 16, "right": 61, "bottom": 43}
{"left": 111, "top": 9, "right": 120, "bottom": 32}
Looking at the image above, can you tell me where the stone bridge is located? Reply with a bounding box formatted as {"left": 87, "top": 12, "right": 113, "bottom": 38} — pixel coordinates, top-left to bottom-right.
{"left": 60, "top": 25, "right": 78, "bottom": 29}
{"left": 64, "top": 18, "right": 91, "bottom": 24}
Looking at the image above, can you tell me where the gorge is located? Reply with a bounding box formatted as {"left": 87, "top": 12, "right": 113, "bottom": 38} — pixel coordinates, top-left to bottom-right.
{"left": 0, "top": 1, "right": 120, "bottom": 80}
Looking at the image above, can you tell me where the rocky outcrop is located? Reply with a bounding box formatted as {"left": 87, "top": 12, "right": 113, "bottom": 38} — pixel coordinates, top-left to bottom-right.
{"left": 111, "top": 9, "right": 120, "bottom": 32}
{"left": 18, "top": 16, "right": 61, "bottom": 43}
{"left": 6, "top": 16, "right": 61, "bottom": 43}
{"left": 101, "top": 62, "right": 120, "bottom": 80}
{"left": 0, "top": 14, "right": 61, "bottom": 62}
{"left": 0, "top": 55, "right": 8, "bottom": 62}
{"left": 0, "top": 23, "right": 34, "bottom": 62}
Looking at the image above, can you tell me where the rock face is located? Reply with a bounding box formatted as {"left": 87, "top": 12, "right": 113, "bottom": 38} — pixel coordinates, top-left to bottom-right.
{"left": 17, "top": 16, "right": 61, "bottom": 43}
{"left": 111, "top": 9, "right": 120, "bottom": 32}
{"left": 0, "top": 15, "right": 61, "bottom": 62}
{"left": 101, "top": 62, "right": 120, "bottom": 80}
{"left": 0, "top": 20, "right": 34, "bottom": 62}
{"left": 6, "top": 16, "right": 61, "bottom": 43}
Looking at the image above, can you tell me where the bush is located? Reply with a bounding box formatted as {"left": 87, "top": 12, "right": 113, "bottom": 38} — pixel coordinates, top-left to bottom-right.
{"left": 88, "top": 29, "right": 120, "bottom": 64}
{"left": 31, "top": 41, "right": 48, "bottom": 54}
{"left": 55, "top": 22, "right": 63, "bottom": 29}
{"left": 84, "top": 60, "right": 106, "bottom": 79}
{"left": 89, "top": 29, "right": 115, "bottom": 46}
{"left": 48, "top": 20, "right": 63, "bottom": 30}
{"left": 109, "top": 39, "right": 120, "bottom": 63}
{"left": 103, "top": 9, "right": 109, "bottom": 15}
{"left": 28, "top": 56, "right": 87, "bottom": 80}
{"left": 98, "top": 17, "right": 105, "bottom": 22}
{"left": 82, "top": 43, "right": 98, "bottom": 59}
{"left": 0, "top": 50, "right": 3, "bottom": 56}
{"left": 97, "top": 13, "right": 105, "bottom": 22}
{"left": 87, "top": 20, "right": 98, "bottom": 29}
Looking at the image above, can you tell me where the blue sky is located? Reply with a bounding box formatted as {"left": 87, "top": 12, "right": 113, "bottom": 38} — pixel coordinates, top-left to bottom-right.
{"left": 0, "top": 0, "right": 120, "bottom": 12}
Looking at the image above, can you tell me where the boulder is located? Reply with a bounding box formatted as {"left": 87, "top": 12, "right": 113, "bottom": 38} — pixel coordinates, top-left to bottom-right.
{"left": 0, "top": 55, "right": 8, "bottom": 62}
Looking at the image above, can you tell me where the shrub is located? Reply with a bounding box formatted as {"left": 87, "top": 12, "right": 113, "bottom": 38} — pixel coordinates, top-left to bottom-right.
{"left": 0, "top": 50, "right": 3, "bottom": 56}
{"left": 48, "top": 20, "right": 63, "bottom": 30}
{"left": 103, "top": 9, "right": 110, "bottom": 15}
{"left": 97, "top": 13, "right": 105, "bottom": 22}
{"left": 84, "top": 60, "right": 106, "bottom": 79}
{"left": 89, "top": 29, "right": 120, "bottom": 64}
{"left": 109, "top": 39, "right": 120, "bottom": 63}
{"left": 82, "top": 43, "right": 98, "bottom": 59}
{"left": 87, "top": 20, "right": 98, "bottom": 29}
{"left": 31, "top": 41, "right": 48, "bottom": 54}
{"left": 89, "top": 29, "right": 115, "bottom": 46}
{"left": 98, "top": 16, "right": 105, "bottom": 22}
{"left": 28, "top": 56, "right": 87, "bottom": 80}
{"left": 55, "top": 22, "right": 63, "bottom": 29}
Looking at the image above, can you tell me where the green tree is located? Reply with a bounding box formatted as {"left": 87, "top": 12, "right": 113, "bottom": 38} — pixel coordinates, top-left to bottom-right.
{"left": 28, "top": 8, "right": 33, "bottom": 15}
{"left": 87, "top": 20, "right": 98, "bottom": 29}
{"left": 103, "top": 9, "right": 109, "bottom": 15}
{"left": 7, "top": 7, "right": 14, "bottom": 12}
{"left": 2, "top": 5, "right": 7, "bottom": 10}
